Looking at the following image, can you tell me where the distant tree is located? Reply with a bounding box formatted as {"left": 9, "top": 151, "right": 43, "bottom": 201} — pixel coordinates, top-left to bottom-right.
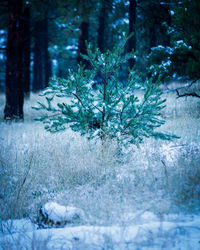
{"left": 32, "top": 0, "right": 52, "bottom": 92}
{"left": 75, "top": 0, "right": 99, "bottom": 68}
{"left": 135, "top": 0, "right": 171, "bottom": 75}
{"left": 21, "top": 3, "right": 31, "bottom": 97}
{"left": 77, "top": 0, "right": 90, "bottom": 67}
{"left": 97, "top": 0, "right": 110, "bottom": 53}
{"left": 32, "top": 18, "right": 45, "bottom": 92}
{"left": 77, "top": 20, "right": 89, "bottom": 67}
{"left": 0, "top": 1, "right": 8, "bottom": 91}
{"left": 171, "top": 0, "right": 200, "bottom": 80}
{"left": 149, "top": 2, "right": 170, "bottom": 50}
{"left": 128, "top": 0, "right": 137, "bottom": 69}
{"left": 0, "top": 1, "right": 8, "bottom": 29}
{"left": 148, "top": 0, "right": 200, "bottom": 82}
{"left": 44, "top": 12, "right": 52, "bottom": 88}
{"left": 4, "top": 0, "right": 24, "bottom": 120}
{"left": 32, "top": 16, "right": 52, "bottom": 91}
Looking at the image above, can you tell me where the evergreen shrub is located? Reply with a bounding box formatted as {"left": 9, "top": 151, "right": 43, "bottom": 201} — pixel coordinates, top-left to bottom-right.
{"left": 34, "top": 36, "right": 178, "bottom": 146}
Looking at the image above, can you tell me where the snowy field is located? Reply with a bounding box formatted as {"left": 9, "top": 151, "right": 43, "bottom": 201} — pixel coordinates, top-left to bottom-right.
{"left": 0, "top": 85, "right": 200, "bottom": 249}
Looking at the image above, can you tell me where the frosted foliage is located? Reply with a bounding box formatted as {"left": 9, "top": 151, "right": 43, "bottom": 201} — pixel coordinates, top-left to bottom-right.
{"left": 149, "top": 40, "right": 193, "bottom": 79}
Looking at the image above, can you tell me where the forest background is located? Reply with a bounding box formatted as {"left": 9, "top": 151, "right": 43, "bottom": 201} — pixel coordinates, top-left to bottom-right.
{"left": 0, "top": 0, "right": 200, "bottom": 120}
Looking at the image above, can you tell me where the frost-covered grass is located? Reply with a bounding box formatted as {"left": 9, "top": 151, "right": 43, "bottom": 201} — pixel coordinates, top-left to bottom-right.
{"left": 0, "top": 85, "right": 200, "bottom": 248}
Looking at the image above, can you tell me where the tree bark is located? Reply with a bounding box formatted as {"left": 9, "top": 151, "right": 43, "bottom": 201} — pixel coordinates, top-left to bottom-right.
{"left": 32, "top": 19, "right": 44, "bottom": 92}
{"left": 77, "top": 20, "right": 89, "bottom": 68}
{"left": 44, "top": 14, "right": 52, "bottom": 88}
{"left": 148, "top": 2, "right": 171, "bottom": 52}
{"left": 33, "top": 14, "right": 51, "bottom": 91}
{"left": 97, "top": 0, "right": 109, "bottom": 53}
{"left": 21, "top": 3, "right": 31, "bottom": 97}
{"left": 128, "top": 0, "right": 137, "bottom": 69}
{"left": 4, "top": 0, "right": 24, "bottom": 120}
{"left": 149, "top": 24, "right": 157, "bottom": 51}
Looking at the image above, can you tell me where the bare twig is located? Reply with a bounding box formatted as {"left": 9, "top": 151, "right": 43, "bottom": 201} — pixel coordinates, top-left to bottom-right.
{"left": 187, "top": 79, "right": 199, "bottom": 88}
{"left": 176, "top": 90, "right": 200, "bottom": 98}
{"left": 91, "top": 103, "right": 103, "bottom": 113}
{"left": 71, "top": 92, "right": 86, "bottom": 109}
{"left": 168, "top": 144, "right": 187, "bottom": 149}
{"left": 161, "top": 160, "right": 169, "bottom": 190}
{"left": 163, "top": 79, "right": 199, "bottom": 94}
{"left": 12, "top": 154, "right": 34, "bottom": 214}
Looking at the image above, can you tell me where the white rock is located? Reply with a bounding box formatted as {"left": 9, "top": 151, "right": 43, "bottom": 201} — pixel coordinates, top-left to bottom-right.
{"left": 140, "top": 211, "right": 158, "bottom": 222}
{"left": 40, "top": 202, "right": 84, "bottom": 225}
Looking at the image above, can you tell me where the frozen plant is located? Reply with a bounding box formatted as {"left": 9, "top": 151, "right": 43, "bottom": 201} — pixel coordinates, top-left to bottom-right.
{"left": 33, "top": 36, "right": 178, "bottom": 146}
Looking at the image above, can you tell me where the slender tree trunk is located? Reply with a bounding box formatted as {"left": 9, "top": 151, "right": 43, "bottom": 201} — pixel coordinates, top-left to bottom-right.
{"left": 148, "top": 2, "right": 171, "bottom": 52}
{"left": 32, "top": 19, "right": 44, "bottom": 92}
{"left": 22, "top": 3, "right": 31, "bottom": 97}
{"left": 33, "top": 15, "right": 51, "bottom": 91}
{"left": 164, "top": 5, "right": 171, "bottom": 47}
{"left": 149, "top": 24, "right": 157, "bottom": 51}
{"left": 44, "top": 14, "right": 52, "bottom": 88}
{"left": 128, "top": 0, "right": 137, "bottom": 69}
{"left": 77, "top": 20, "right": 89, "bottom": 68}
{"left": 57, "top": 62, "right": 63, "bottom": 78}
{"left": 97, "top": 0, "right": 109, "bottom": 53}
{"left": 4, "top": 0, "right": 24, "bottom": 120}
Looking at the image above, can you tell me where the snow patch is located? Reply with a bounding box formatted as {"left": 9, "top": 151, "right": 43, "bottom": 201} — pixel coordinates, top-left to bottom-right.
{"left": 40, "top": 202, "right": 84, "bottom": 225}
{"left": 1, "top": 214, "right": 200, "bottom": 249}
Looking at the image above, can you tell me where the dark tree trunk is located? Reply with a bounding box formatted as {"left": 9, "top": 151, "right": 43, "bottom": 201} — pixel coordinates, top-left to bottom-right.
{"left": 33, "top": 15, "right": 51, "bottom": 91}
{"left": 32, "top": 19, "right": 44, "bottom": 92}
{"left": 44, "top": 14, "right": 52, "bottom": 88}
{"left": 149, "top": 25, "right": 157, "bottom": 51}
{"left": 22, "top": 4, "right": 31, "bottom": 97}
{"left": 4, "top": 0, "right": 24, "bottom": 120}
{"left": 97, "top": 0, "right": 109, "bottom": 53}
{"left": 148, "top": 2, "right": 171, "bottom": 53}
{"left": 77, "top": 20, "right": 89, "bottom": 68}
{"left": 57, "top": 58, "right": 63, "bottom": 78}
{"left": 163, "top": 6, "right": 171, "bottom": 47}
{"left": 128, "top": 0, "right": 137, "bottom": 69}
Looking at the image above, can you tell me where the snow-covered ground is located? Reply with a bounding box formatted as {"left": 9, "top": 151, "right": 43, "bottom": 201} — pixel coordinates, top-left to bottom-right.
{"left": 1, "top": 212, "right": 200, "bottom": 249}
{"left": 0, "top": 90, "right": 200, "bottom": 249}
